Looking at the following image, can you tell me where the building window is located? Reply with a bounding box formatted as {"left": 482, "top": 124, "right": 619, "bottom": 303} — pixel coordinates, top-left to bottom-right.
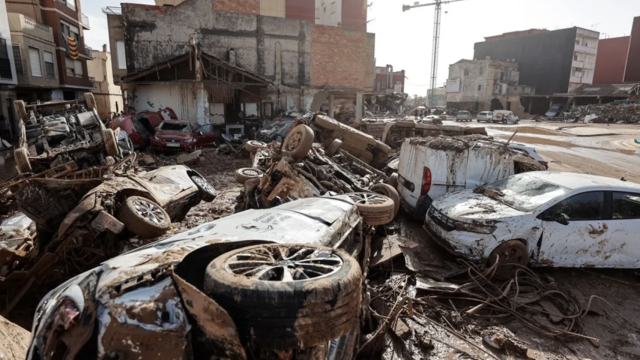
{"left": 0, "top": 39, "right": 12, "bottom": 80}
{"left": 43, "top": 51, "right": 55, "bottom": 78}
{"left": 61, "top": 22, "right": 79, "bottom": 43}
{"left": 464, "top": 69, "right": 469, "bottom": 76}
{"left": 65, "top": 58, "right": 83, "bottom": 77}
{"left": 478, "top": 85, "right": 482, "bottom": 91}
{"left": 61, "top": 0, "right": 76, "bottom": 11}
{"left": 116, "top": 41, "right": 127, "bottom": 70}
{"left": 29, "top": 47, "right": 42, "bottom": 77}
{"left": 575, "top": 39, "right": 580, "bottom": 45}
{"left": 12, "top": 45, "right": 23, "bottom": 75}
{"left": 574, "top": 54, "right": 578, "bottom": 61}
{"left": 479, "top": 67, "right": 483, "bottom": 76}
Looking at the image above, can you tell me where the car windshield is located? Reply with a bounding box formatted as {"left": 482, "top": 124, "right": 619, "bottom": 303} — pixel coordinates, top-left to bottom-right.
{"left": 160, "top": 122, "right": 191, "bottom": 133}
{"left": 475, "top": 174, "right": 569, "bottom": 212}
{"left": 265, "top": 120, "right": 293, "bottom": 131}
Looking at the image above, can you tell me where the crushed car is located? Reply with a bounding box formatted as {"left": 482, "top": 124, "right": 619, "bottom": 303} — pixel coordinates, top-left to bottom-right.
{"left": 381, "top": 119, "right": 487, "bottom": 149}
{"left": 26, "top": 194, "right": 371, "bottom": 359}
{"left": 109, "top": 107, "right": 176, "bottom": 148}
{"left": 425, "top": 171, "right": 640, "bottom": 268}
{"left": 150, "top": 120, "right": 216, "bottom": 153}
{"left": 0, "top": 156, "right": 216, "bottom": 314}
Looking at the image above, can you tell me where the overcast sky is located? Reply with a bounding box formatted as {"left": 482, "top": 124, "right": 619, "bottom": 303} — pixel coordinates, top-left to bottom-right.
{"left": 82, "top": 0, "right": 640, "bottom": 96}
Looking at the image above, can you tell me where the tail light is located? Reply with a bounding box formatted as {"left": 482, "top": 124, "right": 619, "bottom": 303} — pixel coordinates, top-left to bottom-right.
{"left": 421, "top": 167, "right": 432, "bottom": 195}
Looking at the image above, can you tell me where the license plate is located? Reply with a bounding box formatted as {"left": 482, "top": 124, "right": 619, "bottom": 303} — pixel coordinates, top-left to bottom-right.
{"left": 166, "top": 143, "right": 180, "bottom": 147}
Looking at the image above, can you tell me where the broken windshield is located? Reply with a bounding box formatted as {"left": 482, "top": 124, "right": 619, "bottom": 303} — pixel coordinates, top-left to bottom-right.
{"left": 160, "top": 122, "right": 191, "bottom": 133}
{"left": 476, "top": 174, "right": 569, "bottom": 212}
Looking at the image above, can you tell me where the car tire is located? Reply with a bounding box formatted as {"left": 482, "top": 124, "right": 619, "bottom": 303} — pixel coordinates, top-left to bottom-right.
{"left": 244, "top": 140, "right": 267, "bottom": 153}
{"left": 117, "top": 196, "right": 171, "bottom": 238}
{"left": 283, "top": 124, "right": 314, "bottom": 160}
{"left": 315, "top": 114, "right": 340, "bottom": 131}
{"left": 102, "top": 129, "right": 120, "bottom": 156}
{"left": 234, "top": 168, "right": 264, "bottom": 184}
{"left": 347, "top": 192, "right": 395, "bottom": 226}
{"left": 488, "top": 240, "right": 529, "bottom": 267}
{"left": 387, "top": 173, "right": 398, "bottom": 188}
{"left": 370, "top": 183, "right": 400, "bottom": 216}
{"left": 14, "top": 148, "right": 32, "bottom": 174}
{"left": 326, "top": 139, "right": 342, "bottom": 157}
{"left": 203, "top": 243, "right": 362, "bottom": 350}
{"left": 190, "top": 175, "right": 216, "bottom": 202}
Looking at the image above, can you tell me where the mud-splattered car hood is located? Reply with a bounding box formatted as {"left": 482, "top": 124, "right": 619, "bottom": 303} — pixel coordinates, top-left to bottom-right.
{"left": 27, "top": 194, "right": 360, "bottom": 359}
{"left": 432, "top": 191, "right": 525, "bottom": 220}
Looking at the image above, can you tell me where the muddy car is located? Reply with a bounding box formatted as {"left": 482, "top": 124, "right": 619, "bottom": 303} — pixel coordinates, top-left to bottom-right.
{"left": 1, "top": 162, "right": 215, "bottom": 313}
{"left": 26, "top": 194, "right": 365, "bottom": 359}
{"left": 425, "top": 172, "right": 640, "bottom": 268}
{"left": 381, "top": 120, "right": 487, "bottom": 149}
{"left": 109, "top": 107, "right": 176, "bottom": 148}
{"left": 13, "top": 95, "right": 121, "bottom": 174}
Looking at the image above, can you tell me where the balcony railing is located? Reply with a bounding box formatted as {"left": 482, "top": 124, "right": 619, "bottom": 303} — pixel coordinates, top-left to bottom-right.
{"left": 81, "top": 13, "right": 90, "bottom": 29}
{"left": 84, "top": 45, "right": 93, "bottom": 58}
{"left": 102, "top": 7, "right": 122, "bottom": 15}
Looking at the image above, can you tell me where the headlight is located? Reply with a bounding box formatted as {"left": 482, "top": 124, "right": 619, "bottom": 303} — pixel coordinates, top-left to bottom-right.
{"left": 454, "top": 220, "right": 497, "bottom": 234}
{"left": 183, "top": 138, "right": 195, "bottom": 143}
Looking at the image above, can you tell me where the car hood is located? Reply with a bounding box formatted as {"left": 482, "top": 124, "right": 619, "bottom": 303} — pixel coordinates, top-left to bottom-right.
{"left": 155, "top": 130, "right": 192, "bottom": 139}
{"left": 433, "top": 190, "right": 525, "bottom": 220}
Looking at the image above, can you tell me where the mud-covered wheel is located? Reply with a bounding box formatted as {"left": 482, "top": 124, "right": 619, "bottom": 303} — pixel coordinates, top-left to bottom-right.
{"left": 347, "top": 192, "right": 395, "bottom": 226}
{"left": 387, "top": 173, "right": 399, "bottom": 188}
{"left": 315, "top": 114, "right": 340, "bottom": 131}
{"left": 488, "top": 240, "right": 530, "bottom": 267}
{"left": 14, "top": 148, "right": 32, "bottom": 174}
{"left": 283, "top": 124, "right": 314, "bottom": 160}
{"left": 204, "top": 243, "right": 362, "bottom": 350}
{"left": 102, "top": 129, "right": 119, "bottom": 156}
{"left": 370, "top": 183, "right": 400, "bottom": 216}
{"left": 117, "top": 196, "right": 171, "bottom": 238}
{"left": 191, "top": 175, "right": 216, "bottom": 202}
{"left": 326, "top": 139, "right": 342, "bottom": 157}
{"left": 244, "top": 140, "right": 267, "bottom": 153}
{"left": 234, "top": 168, "right": 264, "bottom": 184}
{"left": 388, "top": 132, "right": 403, "bottom": 148}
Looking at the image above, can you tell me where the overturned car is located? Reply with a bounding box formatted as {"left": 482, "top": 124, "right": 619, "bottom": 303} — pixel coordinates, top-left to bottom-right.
{"left": 26, "top": 195, "right": 366, "bottom": 359}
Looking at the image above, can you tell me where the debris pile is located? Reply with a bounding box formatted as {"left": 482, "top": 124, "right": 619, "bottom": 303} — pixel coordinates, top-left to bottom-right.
{"left": 569, "top": 103, "right": 640, "bottom": 123}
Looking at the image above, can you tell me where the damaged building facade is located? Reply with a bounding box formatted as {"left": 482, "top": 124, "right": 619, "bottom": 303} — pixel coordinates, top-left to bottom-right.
{"left": 105, "top": 0, "right": 375, "bottom": 127}
{"left": 445, "top": 58, "right": 535, "bottom": 116}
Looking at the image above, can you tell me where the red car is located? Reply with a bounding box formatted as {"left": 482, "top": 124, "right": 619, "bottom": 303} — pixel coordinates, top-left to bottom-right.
{"left": 110, "top": 108, "right": 176, "bottom": 148}
{"left": 150, "top": 120, "right": 215, "bottom": 152}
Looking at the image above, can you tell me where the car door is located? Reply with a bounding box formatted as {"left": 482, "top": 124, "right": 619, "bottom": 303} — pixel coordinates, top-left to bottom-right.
{"left": 605, "top": 191, "right": 640, "bottom": 267}
{"left": 537, "top": 191, "right": 611, "bottom": 267}
{"left": 194, "top": 124, "right": 215, "bottom": 146}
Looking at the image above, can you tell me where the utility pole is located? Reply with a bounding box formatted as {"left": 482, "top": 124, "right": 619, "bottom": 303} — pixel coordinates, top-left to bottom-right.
{"left": 403, "top": 0, "right": 465, "bottom": 107}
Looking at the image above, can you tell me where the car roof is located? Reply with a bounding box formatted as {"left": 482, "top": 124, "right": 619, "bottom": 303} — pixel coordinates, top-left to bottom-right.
{"left": 525, "top": 171, "right": 640, "bottom": 191}
{"left": 161, "top": 120, "right": 189, "bottom": 125}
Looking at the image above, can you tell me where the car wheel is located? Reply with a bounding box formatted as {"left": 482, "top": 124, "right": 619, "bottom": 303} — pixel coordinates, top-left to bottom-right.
{"left": 387, "top": 173, "right": 399, "bottom": 188}
{"left": 117, "top": 196, "right": 171, "bottom": 238}
{"left": 387, "top": 132, "right": 403, "bottom": 148}
{"left": 488, "top": 240, "right": 529, "bottom": 267}
{"left": 326, "top": 139, "right": 342, "bottom": 157}
{"left": 370, "top": 183, "right": 400, "bottom": 216}
{"left": 203, "top": 243, "right": 362, "bottom": 350}
{"left": 234, "top": 168, "right": 264, "bottom": 184}
{"left": 191, "top": 174, "right": 216, "bottom": 202}
{"left": 347, "top": 192, "right": 395, "bottom": 226}
{"left": 283, "top": 124, "right": 314, "bottom": 160}
{"left": 244, "top": 140, "right": 267, "bottom": 153}
{"left": 102, "top": 129, "right": 120, "bottom": 156}
{"left": 14, "top": 148, "right": 32, "bottom": 174}
{"left": 315, "top": 114, "right": 340, "bottom": 131}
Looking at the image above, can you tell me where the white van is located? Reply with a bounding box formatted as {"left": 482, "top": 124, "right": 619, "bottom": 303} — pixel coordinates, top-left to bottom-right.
{"left": 477, "top": 111, "right": 493, "bottom": 123}
{"left": 396, "top": 136, "right": 542, "bottom": 217}
{"left": 493, "top": 110, "right": 519, "bottom": 124}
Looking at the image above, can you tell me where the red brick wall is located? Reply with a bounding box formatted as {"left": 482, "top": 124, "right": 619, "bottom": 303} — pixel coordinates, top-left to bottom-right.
{"left": 624, "top": 17, "right": 640, "bottom": 82}
{"left": 214, "top": 0, "right": 259, "bottom": 15}
{"left": 311, "top": 25, "right": 369, "bottom": 89}
{"left": 593, "top": 36, "right": 630, "bottom": 84}
{"left": 285, "top": 0, "right": 314, "bottom": 22}
{"left": 342, "top": 0, "right": 367, "bottom": 31}
{"left": 374, "top": 72, "right": 405, "bottom": 92}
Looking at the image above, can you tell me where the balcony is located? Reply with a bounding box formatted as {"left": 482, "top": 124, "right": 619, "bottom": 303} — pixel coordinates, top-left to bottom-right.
{"left": 84, "top": 45, "right": 94, "bottom": 59}
{"left": 574, "top": 44, "right": 597, "bottom": 55}
{"left": 81, "top": 13, "right": 90, "bottom": 30}
{"left": 8, "top": 13, "right": 55, "bottom": 44}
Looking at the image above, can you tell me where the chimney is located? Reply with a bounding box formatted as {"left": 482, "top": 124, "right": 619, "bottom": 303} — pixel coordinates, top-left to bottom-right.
{"left": 102, "top": 44, "right": 107, "bottom": 52}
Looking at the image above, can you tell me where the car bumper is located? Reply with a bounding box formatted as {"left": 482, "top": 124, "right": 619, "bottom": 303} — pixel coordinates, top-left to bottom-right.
{"left": 423, "top": 215, "right": 487, "bottom": 262}
{"left": 150, "top": 140, "right": 195, "bottom": 152}
{"left": 400, "top": 195, "right": 432, "bottom": 220}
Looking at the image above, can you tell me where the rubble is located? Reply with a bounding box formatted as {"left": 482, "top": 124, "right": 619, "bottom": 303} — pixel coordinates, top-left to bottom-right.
{"left": 568, "top": 103, "right": 640, "bottom": 123}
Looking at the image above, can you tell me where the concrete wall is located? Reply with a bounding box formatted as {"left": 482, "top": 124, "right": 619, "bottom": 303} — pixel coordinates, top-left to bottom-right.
{"left": 88, "top": 50, "right": 123, "bottom": 119}
{"left": 106, "top": 13, "right": 125, "bottom": 84}
{"left": 131, "top": 83, "right": 199, "bottom": 123}
{"left": 594, "top": 36, "right": 630, "bottom": 84}
{"left": 474, "top": 27, "right": 577, "bottom": 95}
{"left": 214, "top": 0, "right": 260, "bottom": 15}
{"left": 624, "top": 16, "right": 640, "bottom": 83}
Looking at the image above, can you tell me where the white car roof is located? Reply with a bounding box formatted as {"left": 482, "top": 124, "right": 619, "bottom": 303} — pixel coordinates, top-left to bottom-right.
{"left": 525, "top": 171, "right": 640, "bottom": 191}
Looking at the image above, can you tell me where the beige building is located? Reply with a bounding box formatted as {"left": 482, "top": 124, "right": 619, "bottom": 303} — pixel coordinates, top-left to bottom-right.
{"left": 87, "top": 45, "right": 122, "bottom": 119}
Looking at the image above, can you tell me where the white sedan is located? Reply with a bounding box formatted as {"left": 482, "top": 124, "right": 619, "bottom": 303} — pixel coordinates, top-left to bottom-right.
{"left": 424, "top": 171, "right": 640, "bottom": 268}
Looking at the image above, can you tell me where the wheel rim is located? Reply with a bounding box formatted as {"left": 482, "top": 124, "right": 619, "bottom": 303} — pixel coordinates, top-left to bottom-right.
{"left": 132, "top": 199, "right": 166, "bottom": 224}
{"left": 242, "top": 169, "right": 261, "bottom": 177}
{"left": 225, "top": 245, "right": 343, "bottom": 282}
{"left": 495, "top": 246, "right": 526, "bottom": 265}
{"left": 286, "top": 132, "right": 302, "bottom": 151}
{"left": 347, "top": 193, "right": 389, "bottom": 205}
{"left": 192, "top": 176, "right": 214, "bottom": 194}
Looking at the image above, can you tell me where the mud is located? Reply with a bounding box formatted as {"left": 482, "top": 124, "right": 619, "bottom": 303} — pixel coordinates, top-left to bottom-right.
{"left": 0, "top": 315, "right": 29, "bottom": 360}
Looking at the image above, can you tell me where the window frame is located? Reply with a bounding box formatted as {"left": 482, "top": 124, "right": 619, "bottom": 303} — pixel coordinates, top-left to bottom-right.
{"left": 43, "top": 51, "right": 55, "bottom": 78}
{"left": 12, "top": 44, "right": 23, "bottom": 75}
{"left": 542, "top": 191, "right": 607, "bottom": 222}
{"left": 28, "top": 47, "right": 42, "bottom": 78}
{"left": 610, "top": 191, "right": 640, "bottom": 220}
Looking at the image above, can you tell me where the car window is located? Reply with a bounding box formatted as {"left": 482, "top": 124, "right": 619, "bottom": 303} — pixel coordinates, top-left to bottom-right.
{"left": 612, "top": 192, "right": 640, "bottom": 220}
{"left": 160, "top": 122, "right": 191, "bottom": 133}
{"left": 478, "top": 174, "right": 569, "bottom": 212}
{"left": 199, "top": 124, "right": 213, "bottom": 133}
{"left": 547, "top": 192, "right": 605, "bottom": 221}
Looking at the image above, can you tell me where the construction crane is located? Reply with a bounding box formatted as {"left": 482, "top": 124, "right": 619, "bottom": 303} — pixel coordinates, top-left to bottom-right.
{"left": 403, "top": 0, "right": 465, "bottom": 107}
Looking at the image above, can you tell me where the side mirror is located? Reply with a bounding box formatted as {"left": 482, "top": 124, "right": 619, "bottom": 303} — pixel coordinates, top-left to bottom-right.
{"left": 541, "top": 212, "right": 569, "bottom": 226}
{"left": 198, "top": 131, "right": 203, "bottom": 136}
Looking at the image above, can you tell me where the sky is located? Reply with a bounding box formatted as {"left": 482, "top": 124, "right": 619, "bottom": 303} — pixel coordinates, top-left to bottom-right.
{"left": 82, "top": 0, "right": 640, "bottom": 96}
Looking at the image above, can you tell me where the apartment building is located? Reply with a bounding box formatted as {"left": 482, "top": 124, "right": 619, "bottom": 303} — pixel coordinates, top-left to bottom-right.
{"left": 7, "top": 0, "right": 93, "bottom": 101}
{"left": 593, "top": 16, "right": 640, "bottom": 84}
{"left": 87, "top": 45, "right": 123, "bottom": 119}
{"left": 0, "top": 0, "right": 18, "bottom": 140}
{"left": 474, "top": 27, "right": 600, "bottom": 95}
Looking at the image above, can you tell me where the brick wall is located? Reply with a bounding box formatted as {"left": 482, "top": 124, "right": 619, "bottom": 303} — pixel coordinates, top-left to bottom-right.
{"left": 311, "top": 25, "right": 372, "bottom": 89}
{"left": 593, "top": 36, "right": 630, "bottom": 84}
{"left": 214, "top": 0, "right": 259, "bottom": 15}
